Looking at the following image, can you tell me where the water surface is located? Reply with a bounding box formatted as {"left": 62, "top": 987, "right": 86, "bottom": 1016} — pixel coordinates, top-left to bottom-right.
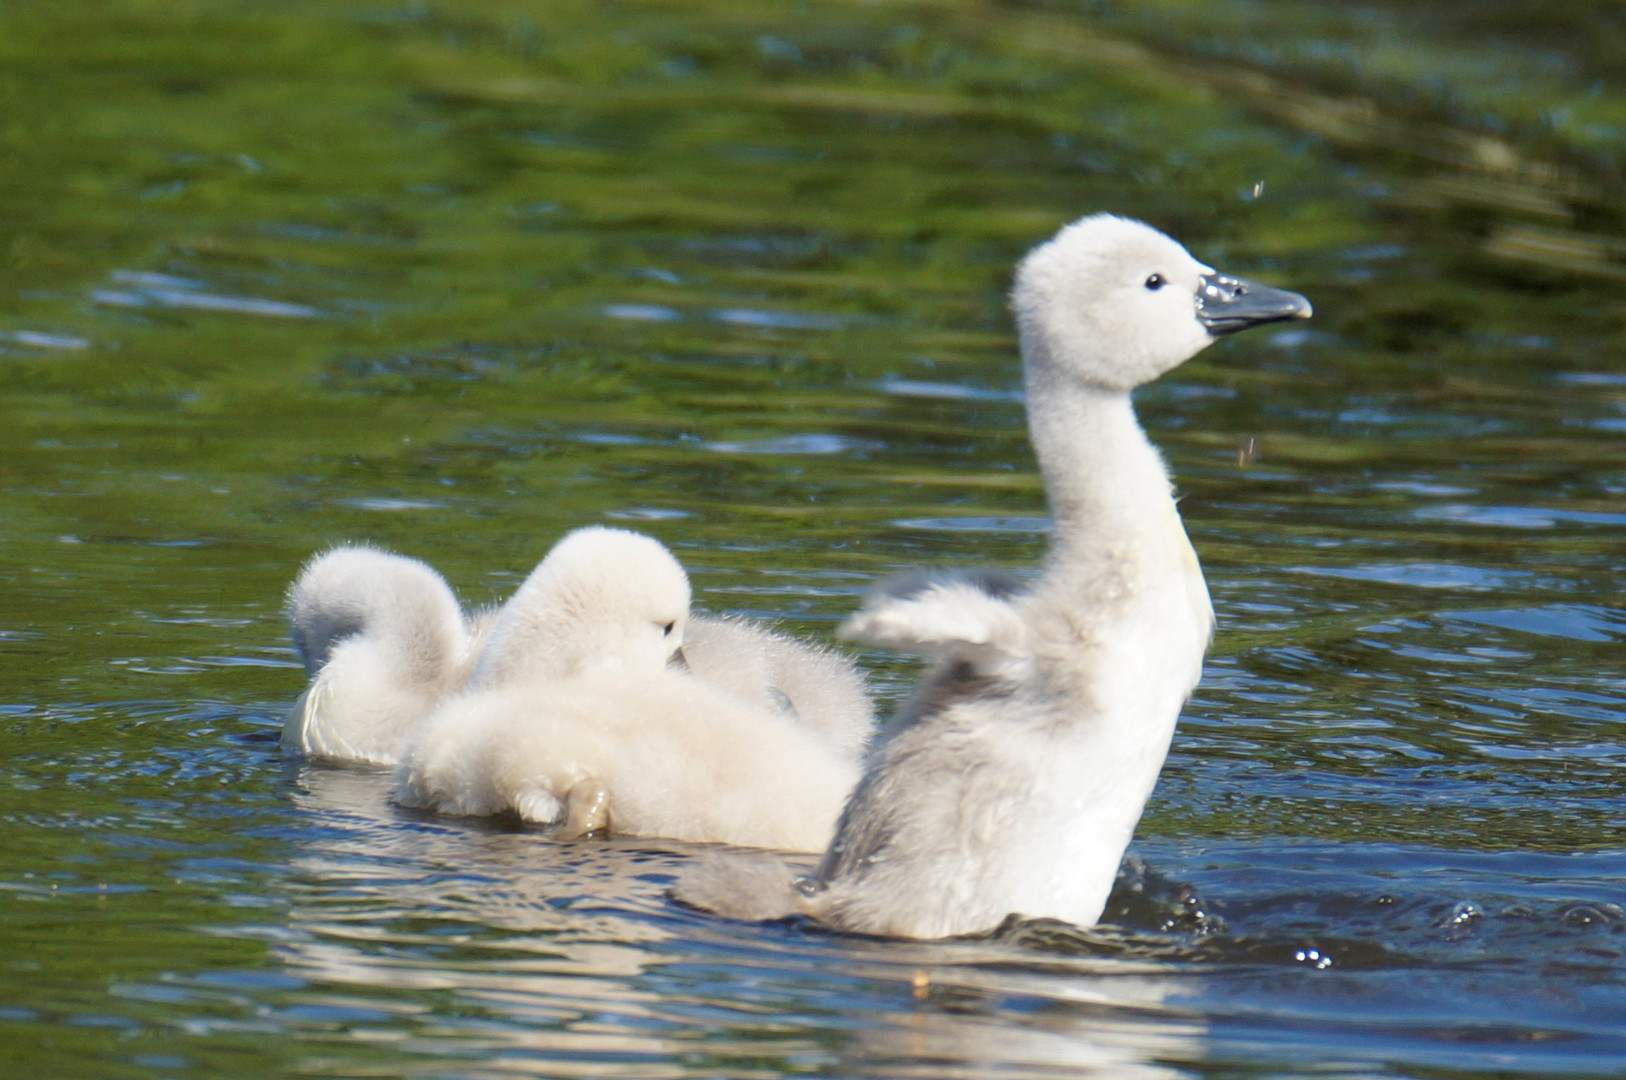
{"left": 1, "top": 1, "right": 1623, "bottom": 1076}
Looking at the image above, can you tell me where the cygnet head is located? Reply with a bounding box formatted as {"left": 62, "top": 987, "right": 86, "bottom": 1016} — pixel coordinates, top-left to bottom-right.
{"left": 1013, "top": 214, "right": 1311, "bottom": 392}
{"left": 475, "top": 526, "right": 691, "bottom": 686}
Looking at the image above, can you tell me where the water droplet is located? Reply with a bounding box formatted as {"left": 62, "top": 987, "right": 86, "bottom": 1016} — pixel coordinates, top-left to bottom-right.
{"left": 1292, "top": 946, "right": 1333, "bottom": 970}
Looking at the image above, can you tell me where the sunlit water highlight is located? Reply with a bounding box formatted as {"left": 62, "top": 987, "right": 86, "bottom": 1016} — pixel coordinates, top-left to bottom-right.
{"left": 0, "top": 1, "right": 1622, "bottom": 1077}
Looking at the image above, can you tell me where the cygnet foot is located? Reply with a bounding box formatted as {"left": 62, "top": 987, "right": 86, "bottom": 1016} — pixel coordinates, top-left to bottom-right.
{"left": 559, "top": 777, "right": 612, "bottom": 838}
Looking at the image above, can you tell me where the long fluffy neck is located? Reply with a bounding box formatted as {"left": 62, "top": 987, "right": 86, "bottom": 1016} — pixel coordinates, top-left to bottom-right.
{"left": 1018, "top": 318, "right": 1212, "bottom": 763}
{"left": 1022, "top": 343, "right": 1175, "bottom": 559}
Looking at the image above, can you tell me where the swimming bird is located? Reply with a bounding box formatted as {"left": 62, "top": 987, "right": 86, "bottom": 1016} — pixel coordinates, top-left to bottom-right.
{"left": 464, "top": 527, "right": 873, "bottom": 760}
{"left": 467, "top": 525, "right": 691, "bottom": 688}
{"left": 397, "top": 526, "right": 862, "bottom": 849}
{"left": 284, "top": 545, "right": 478, "bottom": 766}
{"left": 676, "top": 213, "right": 1311, "bottom": 936}
{"left": 397, "top": 668, "right": 862, "bottom": 848}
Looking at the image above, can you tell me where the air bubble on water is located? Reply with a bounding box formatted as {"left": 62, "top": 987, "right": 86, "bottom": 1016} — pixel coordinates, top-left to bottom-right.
{"left": 1558, "top": 903, "right": 1619, "bottom": 929}
{"left": 1447, "top": 901, "right": 1482, "bottom": 927}
{"left": 1293, "top": 947, "right": 1333, "bottom": 970}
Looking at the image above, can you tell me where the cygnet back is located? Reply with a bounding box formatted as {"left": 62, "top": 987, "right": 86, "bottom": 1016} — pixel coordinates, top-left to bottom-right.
{"left": 287, "top": 545, "right": 464, "bottom": 678}
{"left": 283, "top": 545, "right": 468, "bottom": 764}
{"left": 681, "top": 616, "right": 876, "bottom": 762}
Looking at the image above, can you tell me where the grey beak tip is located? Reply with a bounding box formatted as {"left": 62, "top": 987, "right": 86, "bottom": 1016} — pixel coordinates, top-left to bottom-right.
{"left": 1196, "top": 271, "right": 1312, "bottom": 336}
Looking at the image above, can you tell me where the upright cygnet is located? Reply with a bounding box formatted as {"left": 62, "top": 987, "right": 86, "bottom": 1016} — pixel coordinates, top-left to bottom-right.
{"left": 397, "top": 526, "right": 862, "bottom": 850}
{"left": 284, "top": 546, "right": 476, "bottom": 766}
{"left": 677, "top": 214, "right": 1310, "bottom": 936}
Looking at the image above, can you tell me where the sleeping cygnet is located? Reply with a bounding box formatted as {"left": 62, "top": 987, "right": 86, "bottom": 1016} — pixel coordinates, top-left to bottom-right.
{"left": 677, "top": 213, "right": 1311, "bottom": 936}
{"left": 466, "top": 525, "right": 691, "bottom": 688}
{"left": 473, "top": 528, "right": 873, "bottom": 760}
{"left": 397, "top": 526, "right": 861, "bottom": 850}
{"left": 284, "top": 545, "right": 481, "bottom": 766}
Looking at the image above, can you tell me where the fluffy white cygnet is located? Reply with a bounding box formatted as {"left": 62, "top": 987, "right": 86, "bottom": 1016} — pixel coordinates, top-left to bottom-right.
{"left": 284, "top": 546, "right": 478, "bottom": 766}
{"left": 468, "top": 525, "right": 691, "bottom": 687}
{"left": 397, "top": 526, "right": 862, "bottom": 850}
{"left": 473, "top": 527, "right": 873, "bottom": 759}
{"left": 398, "top": 668, "right": 861, "bottom": 850}
{"left": 284, "top": 521, "right": 872, "bottom": 792}
{"left": 677, "top": 213, "right": 1311, "bottom": 936}
{"left": 682, "top": 616, "right": 875, "bottom": 763}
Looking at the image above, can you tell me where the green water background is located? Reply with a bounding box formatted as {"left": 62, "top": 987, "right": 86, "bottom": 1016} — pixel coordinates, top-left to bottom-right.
{"left": 2, "top": 1, "right": 1623, "bottom": 1076}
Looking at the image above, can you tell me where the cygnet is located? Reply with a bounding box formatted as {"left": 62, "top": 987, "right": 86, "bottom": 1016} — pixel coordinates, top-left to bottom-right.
{"left": 474, "top": 528, "right": 873, "bottom": 759}
{"left": 468, "top": 525, "right": 691, "bottom": 687}
{"left": 397, "top": 669, "right": 861, "bottom": 849}
{"left": 284, "top": 545, "right": 478, "bottom": 766}
{"left": 681, "top": 615, "right": 875, "bottom": 763}
{"left": 397, "top": 526, "right": 861, "bottom": 850}
{"left": 677, "top": 214, "right": 1310, "bottom": 936}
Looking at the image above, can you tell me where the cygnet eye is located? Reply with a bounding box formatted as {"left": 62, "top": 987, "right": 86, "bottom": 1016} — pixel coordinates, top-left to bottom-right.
{"left": 1144, "top": 273, "right": 1167, "bottom": 291}
{"left": 661, "top": 621, "right": 676, "bottom": 636}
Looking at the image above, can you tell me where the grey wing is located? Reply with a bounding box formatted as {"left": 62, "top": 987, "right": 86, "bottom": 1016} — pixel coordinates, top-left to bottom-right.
{"left": 838, "top": 569, "right": 1029, "bottom": 673}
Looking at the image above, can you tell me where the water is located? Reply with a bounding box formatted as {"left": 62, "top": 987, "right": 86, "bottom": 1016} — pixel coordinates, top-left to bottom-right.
{"left": 2, "top": 1, "right": 1623, "bottom": 1075}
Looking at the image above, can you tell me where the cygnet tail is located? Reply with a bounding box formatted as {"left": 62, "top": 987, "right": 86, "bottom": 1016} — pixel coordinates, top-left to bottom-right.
{"left": 284, "top": 678, "right": 389, "bottom": 765}
{"left": 283, "top": 682, "right": 322, "bottom": 753}
{"left": 672, "top": 852, "right": 813, "bottom": 923}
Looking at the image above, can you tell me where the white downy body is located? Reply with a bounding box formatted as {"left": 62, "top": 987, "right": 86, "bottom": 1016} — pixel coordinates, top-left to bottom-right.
{"left": 283, "top": 546, "right": 477, "bottom": 766}
{"left": 397, "top": 526, "right": 860, "bottom": 850}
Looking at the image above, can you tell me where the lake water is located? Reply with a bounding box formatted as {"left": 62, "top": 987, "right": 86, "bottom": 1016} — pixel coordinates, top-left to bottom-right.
{"left": 1, "top": 1, "right": 1623, "bottom": 1076}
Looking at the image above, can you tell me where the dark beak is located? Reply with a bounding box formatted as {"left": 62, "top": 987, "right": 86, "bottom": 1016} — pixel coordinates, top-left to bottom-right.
{"left": 1196, "top": 272, "right": 1312, "bottom": 336}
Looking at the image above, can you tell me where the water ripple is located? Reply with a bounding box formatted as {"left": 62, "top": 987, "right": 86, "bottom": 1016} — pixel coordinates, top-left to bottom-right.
{"left": 93, "top": 271, "right": 321, "bottom": 319}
